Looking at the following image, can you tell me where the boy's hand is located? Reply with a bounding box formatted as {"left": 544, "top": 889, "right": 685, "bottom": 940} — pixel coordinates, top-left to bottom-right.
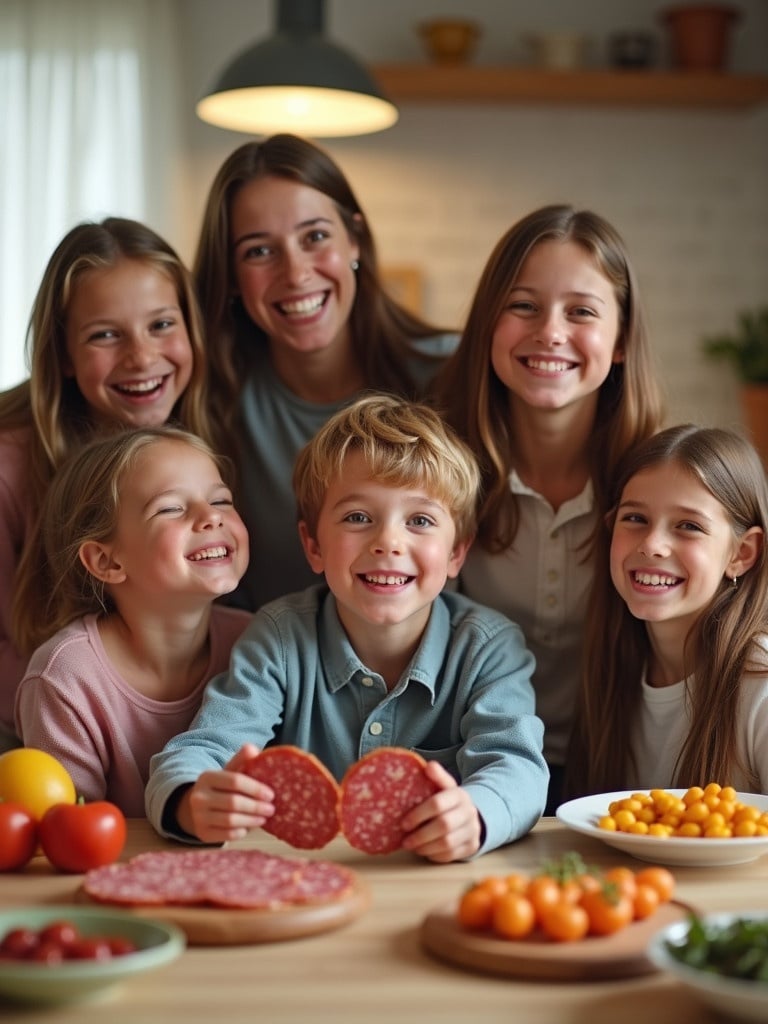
{"left": 178, "top": 743, "right": 276, "bottom": 843}
{"left": 399, "top": 760, "right": 481, "bottom": 863}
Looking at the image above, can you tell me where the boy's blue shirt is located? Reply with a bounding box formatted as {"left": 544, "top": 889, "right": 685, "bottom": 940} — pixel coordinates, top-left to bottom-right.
{"left": 146, "top": 585, "right": 548, "bottom": 856}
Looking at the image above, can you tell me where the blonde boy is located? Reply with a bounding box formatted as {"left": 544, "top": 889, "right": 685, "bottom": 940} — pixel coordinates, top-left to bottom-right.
{"left": 147, "top": 396, "right": 547, "bottom": 861}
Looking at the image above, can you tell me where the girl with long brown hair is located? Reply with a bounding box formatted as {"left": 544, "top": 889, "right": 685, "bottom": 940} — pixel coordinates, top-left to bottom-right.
{"left": 433, "top": 205, "right": 665, "bottom": 811}
{"left": 567, "top": 424, "right": 768, "bottom": 796}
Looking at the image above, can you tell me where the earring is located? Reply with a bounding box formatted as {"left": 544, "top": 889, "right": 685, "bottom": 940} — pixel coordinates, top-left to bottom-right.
{"left": 732, "top": 575, "right": 739, "bottom": 589}
{"left": 350, "top": 259, "right": 359, "bottom": 271}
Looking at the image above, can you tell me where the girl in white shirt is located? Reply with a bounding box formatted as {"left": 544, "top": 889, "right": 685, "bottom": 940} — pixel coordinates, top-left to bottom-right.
{"left": 433, "top": 206, "right": 665, "bottom": 811}
{"left": 568, "top": 423, "right": 768, "bottom": 796}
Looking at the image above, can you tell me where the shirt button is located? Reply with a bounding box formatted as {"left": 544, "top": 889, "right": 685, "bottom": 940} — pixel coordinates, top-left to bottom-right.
{"left": 369, "top": 722, "right": 383, "bottom": 736}
{"left": 547, "top": 569, "right": 559, "bottom": 583}
{"left": 546, "top": 594, "right": 558, "bottom": 608}
{"left": 361, "top": 676, "right": 374, "bottom": 687}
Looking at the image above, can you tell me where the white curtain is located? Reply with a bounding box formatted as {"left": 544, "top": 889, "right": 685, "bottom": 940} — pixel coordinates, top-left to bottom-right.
{"left": 0, "top": 0, "right": 181, "bottom": 388}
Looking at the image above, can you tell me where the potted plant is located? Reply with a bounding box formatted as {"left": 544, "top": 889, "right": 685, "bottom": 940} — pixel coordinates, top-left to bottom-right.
{"left": 702, "top": 306, "right": 768, "bottom": 467}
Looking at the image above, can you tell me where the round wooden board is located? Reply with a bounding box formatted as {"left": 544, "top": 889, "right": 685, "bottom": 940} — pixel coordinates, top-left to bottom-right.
{"left": 420, "top": 899, "right": 691, "bottom": 981}
{"left": 77, "top": 874, "right": 371, "bottom": 946}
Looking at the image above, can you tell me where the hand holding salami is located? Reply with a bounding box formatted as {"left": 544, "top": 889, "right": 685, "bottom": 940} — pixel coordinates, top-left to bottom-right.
{"left": 242, "top": 746, "right": 439, "bottom": 855}
{"left": 339, "top": 749, "right": 440, "bottom": 854}
{"left": 242, "top": 747, "right": 341, "bottom": 850}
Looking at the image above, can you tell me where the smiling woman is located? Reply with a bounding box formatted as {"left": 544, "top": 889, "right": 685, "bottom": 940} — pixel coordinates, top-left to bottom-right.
{"left": 193, "top": 133, "right": 458, "bottom": 613}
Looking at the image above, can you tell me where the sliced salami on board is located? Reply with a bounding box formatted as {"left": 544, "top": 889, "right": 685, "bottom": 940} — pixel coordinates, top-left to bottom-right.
{"left": 339, "top": 747, "right": 440, "bottom": 854}
{"left": 243, "top": 746, "right": 342, "bottom": 849}
{"left": 82, "top": 848, "right": 355, "bottom": 910}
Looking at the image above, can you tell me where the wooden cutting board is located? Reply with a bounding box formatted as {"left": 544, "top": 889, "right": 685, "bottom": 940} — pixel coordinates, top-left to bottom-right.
{"left": 77, "top": 873, "right": 371, "bottom": 947}
{"left": 420, "top": 899, "right": 691, "bottom": 981}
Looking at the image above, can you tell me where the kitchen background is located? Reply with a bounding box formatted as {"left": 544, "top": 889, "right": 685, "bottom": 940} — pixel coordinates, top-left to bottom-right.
{"left": 7, "top": 0, "right": 768, "bottom": 431}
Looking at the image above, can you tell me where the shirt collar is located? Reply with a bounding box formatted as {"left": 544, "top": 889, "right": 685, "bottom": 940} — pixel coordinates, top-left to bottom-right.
{"left": 509, "top": 468, "right": 594, "bottom": 518}
{"left": 317, "top": 589, "right": 448, "bottom": 702}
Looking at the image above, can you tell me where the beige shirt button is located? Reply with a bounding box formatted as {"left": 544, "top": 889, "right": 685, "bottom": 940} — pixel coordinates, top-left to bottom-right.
{"left": 369, "top": 722, "right": 383, "bottom": 736}
{"left": 547, "top": 569, "right": 559, "bottom": 583}
{"left": 361, "top": 676, "right": 374, "bottom": 687}
{"left": 546, "top": 594, "right": 558, "bottom": 608}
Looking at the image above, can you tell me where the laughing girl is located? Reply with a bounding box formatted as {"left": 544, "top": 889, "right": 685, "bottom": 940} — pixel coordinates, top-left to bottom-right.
{"left": 13, "top": 427, "right": 250, "bottom": 815}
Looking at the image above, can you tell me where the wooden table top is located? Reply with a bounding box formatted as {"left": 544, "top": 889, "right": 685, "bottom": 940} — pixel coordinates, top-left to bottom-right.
{"left": 1, "top": 817, "right": 765, "bottom": 1023}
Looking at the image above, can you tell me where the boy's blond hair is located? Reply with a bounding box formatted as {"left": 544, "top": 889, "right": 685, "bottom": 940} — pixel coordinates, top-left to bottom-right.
{"left": 293, "top": 394, "right": 480, "bottom": 544}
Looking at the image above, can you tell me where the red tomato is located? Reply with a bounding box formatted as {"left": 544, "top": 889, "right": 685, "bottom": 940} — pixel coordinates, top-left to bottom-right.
{"left": 0, "top": 801, "right": 37, "bottom": 871}
{"left": 39, "top": 799, "right": 127, "bottom": 873}
{"left": 0, "top": 927, "right": 39, "bottom": 958}
{"left": 68, "top": 936, "right": 113, "bottom": 961}
{"left": 39, "top": 920, "right": 80, "bottom": 950}
{"left": 30, "top": 940, "right": 67, "bottom": 964}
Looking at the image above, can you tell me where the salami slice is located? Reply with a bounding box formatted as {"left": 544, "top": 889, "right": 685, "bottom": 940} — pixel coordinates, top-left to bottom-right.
{"left": 338, "top": 747, "right": 439, "bottom": 854}
{"left": 82, "top": 849, "right": 355, "bottom": 910}
{"left": 242, "top": 746, "right": 341, "bottom": 849}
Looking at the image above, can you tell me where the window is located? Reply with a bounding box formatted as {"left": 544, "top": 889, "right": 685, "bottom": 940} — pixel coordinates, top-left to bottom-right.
{"left": 0, "top": 0, "right": 179, "bottom": 388}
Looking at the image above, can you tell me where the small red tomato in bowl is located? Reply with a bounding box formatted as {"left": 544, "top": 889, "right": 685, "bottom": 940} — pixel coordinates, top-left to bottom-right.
{"left": 0, "top": 801, "right": 37, "bottom": 871}
{"left": 39, "top": 799, "right": 126, "bottom": 873}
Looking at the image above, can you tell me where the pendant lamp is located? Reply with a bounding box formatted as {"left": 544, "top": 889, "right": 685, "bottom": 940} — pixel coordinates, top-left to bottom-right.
{"left": 196, "top": 0, "right": 398, "bottom": 137}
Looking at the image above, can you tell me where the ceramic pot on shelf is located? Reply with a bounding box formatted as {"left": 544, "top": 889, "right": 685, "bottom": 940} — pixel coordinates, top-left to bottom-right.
{"left": 661, "top": 4, "right": 740, "bottom": 72}
{"left": 418, "top": 19, "right": 480, "bottom": 65}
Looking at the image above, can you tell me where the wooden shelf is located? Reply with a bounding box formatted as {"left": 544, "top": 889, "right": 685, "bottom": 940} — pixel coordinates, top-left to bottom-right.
{"left": 373, "top": 64, "right": 768, "bottom": 110}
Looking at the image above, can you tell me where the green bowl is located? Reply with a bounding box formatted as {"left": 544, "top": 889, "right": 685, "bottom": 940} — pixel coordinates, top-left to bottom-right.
{"left": 0, "top": 905, "right": 185, "bottom": 1005}
{"left": 647, "top": 912, "right": 768, "bottom": 1022}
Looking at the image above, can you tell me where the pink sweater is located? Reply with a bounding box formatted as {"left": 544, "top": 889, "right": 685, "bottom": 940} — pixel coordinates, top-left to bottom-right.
{"left": 14, "top": 607, "right": 251, "bottom": 816}
{"left": 0, "top": 429, "right": 33, "bottom": 737}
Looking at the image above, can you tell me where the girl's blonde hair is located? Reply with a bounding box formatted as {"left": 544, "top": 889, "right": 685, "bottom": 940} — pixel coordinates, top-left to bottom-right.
{"left": 566, "top": 424, "right": 768, "bottom": 797}
{"left": 13, "top": 426, "right": 223, "bottom": 655}
{"left": 433, "top": 204, "right": 665, "bottom": 550}
{"left": 293, "top": 393, "right": 480, "bottom": 546}
{"left": 0, "top": 217, "right": 214, "bottom": 516}
{"left": 193, "top": 134, "right": 448, "bottom": 462}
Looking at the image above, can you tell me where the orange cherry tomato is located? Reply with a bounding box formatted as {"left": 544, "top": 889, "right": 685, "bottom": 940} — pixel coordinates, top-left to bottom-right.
{"left": 634, "top": 866, "right": 675, "bottom": 903}
{"left": 633, "top": 883, "right": 661, "bottom": 920}
{"left": 457, "top": 885, "right": 496, "bottom": 930}
{"left": 539, "top": 901, "right": 590, "bottom": 942}
{"left": 492, "top": 892, "right": 536, "bottom": 939}
{"left": 504, "top": 872, "right": 530, "bottom": 895}
{"left": 580, "top": 888, "right": 634, "bottom": 936}
{"left": 603, "top": 866, "right": 637, "bottom": 899}
{"left": 477, "top": 875, "right": 510, "bottom": 901}
{"left": 526, "top": 875, "right": 562, "bottom": 920}
{"left": 575, "top": 872, "right": 602, "bottom": 895}
{"left": 558, "top": 879, "right": 584, "bottom": 905}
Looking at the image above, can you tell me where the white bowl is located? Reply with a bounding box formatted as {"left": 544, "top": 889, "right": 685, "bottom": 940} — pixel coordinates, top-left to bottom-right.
{"left": 647, "top": 912, "right": 768, "bottom": 1022}
{"left": 556, "top": 790, "right": 768, "bottom": 867}
{"left": 0, "top": 905, "right": 185, "bottom": 1005}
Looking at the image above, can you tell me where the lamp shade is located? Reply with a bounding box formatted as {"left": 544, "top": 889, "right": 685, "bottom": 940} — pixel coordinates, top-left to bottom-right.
{"left": 196, "top": 0, "right": 398, "bottom": 137}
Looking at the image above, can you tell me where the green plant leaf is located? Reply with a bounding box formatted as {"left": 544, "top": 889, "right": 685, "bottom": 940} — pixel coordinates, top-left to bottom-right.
{"left": 701, "top": 307, "right": 768, "bottom": 384}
